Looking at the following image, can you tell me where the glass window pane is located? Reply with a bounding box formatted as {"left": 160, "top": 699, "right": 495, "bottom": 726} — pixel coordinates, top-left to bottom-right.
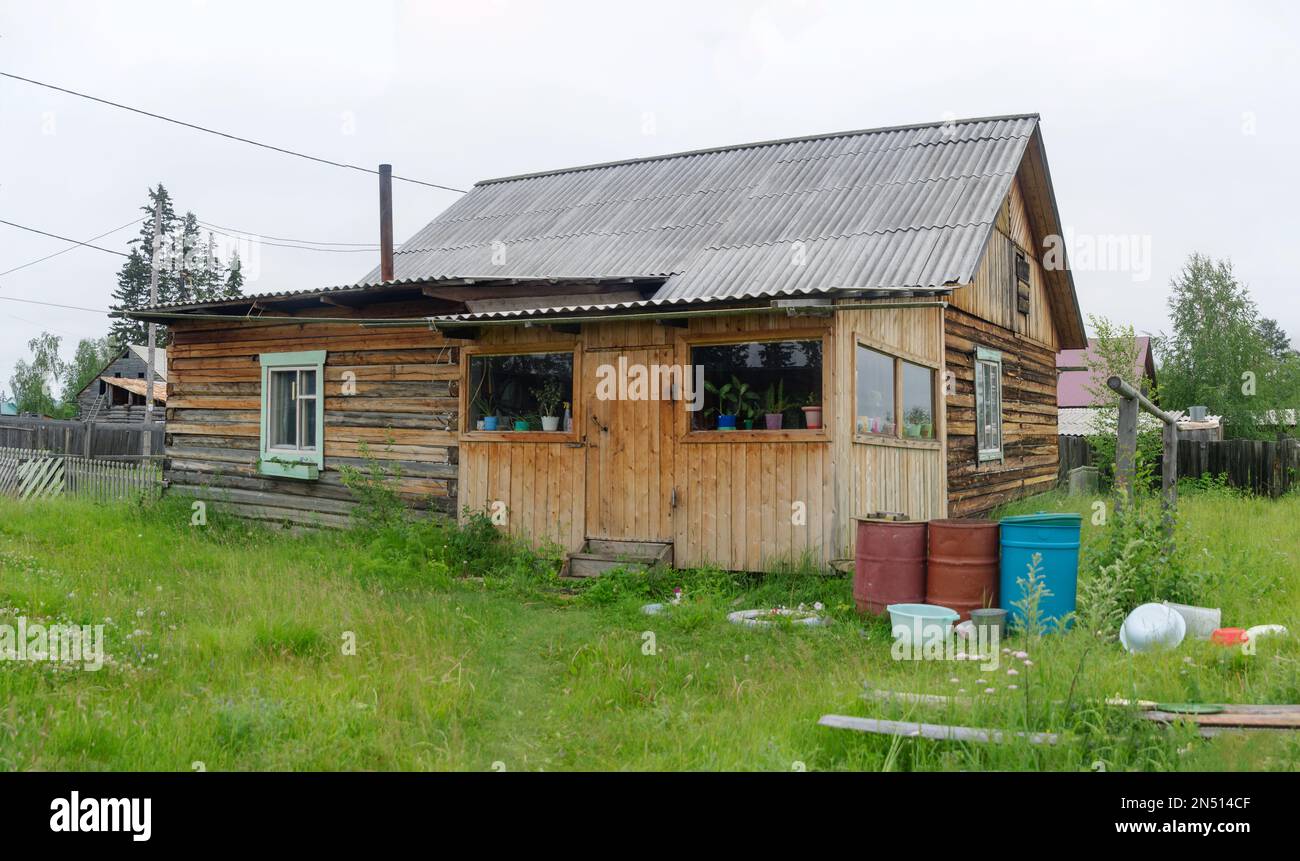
{"left": 854, "top": 345, "right": 894, "bottom": 435}
{"left": 299, "top": 368, "right": 317, "bottom": 396}
{"left": 466, "top": 352, "right": 574, "bottom": 430}
{"left": 976, "top": 360, "right": 1001, "bottom": 454}
{"left": 689, "top": 340, "right": 822, "bottom": 431}
{"left": 301, "top": 397, "right": 317, "bottom": 449}
{"left": 901, "top": 361, "right": 933, "bottom": 439}
{"left": 269, "top": 369, "right": 296, "bottom": 447}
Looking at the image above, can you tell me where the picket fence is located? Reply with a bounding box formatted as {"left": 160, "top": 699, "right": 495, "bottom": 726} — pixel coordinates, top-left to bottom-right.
{"left": 0, "top": 447, "right": 162, "bottom": 502}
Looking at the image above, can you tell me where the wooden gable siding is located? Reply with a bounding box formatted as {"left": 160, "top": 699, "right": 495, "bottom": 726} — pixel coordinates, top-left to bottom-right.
{"left": 947, "top": 176, "right": 1059, "bottom": 352}
{"left": 164, "top": 307, "right": 461, "bottom": 528}
{"left": 942, "top": 174, "right": 1062, "bottom": 518}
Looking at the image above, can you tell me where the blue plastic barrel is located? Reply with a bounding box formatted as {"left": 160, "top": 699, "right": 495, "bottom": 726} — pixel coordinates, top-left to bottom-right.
{"left": 998, "top": 513, "right": 1082, "bottom": 632}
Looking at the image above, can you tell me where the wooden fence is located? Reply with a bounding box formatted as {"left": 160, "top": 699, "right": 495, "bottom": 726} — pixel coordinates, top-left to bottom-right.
{"left": 0, "top": 447, "right": 161, "bottom": 502}
{"left": 0, "top": 416, "right": 163, "bottom": 461}
{"left": 1058, "top": 434, "right": 1300, "bottom": 497}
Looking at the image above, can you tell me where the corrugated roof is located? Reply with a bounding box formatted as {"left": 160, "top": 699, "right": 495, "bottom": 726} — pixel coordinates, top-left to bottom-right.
{"left": 356, "top": 114, "right": 1039, "bottom": 303}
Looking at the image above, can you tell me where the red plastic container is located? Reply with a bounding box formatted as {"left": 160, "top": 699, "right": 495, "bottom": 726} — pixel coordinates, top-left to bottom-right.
{"left": 853, "top": 519, "right": 927, "bottom": 616}
{"left": 1211, "top": 627, "right": 1249, "bottom": 646}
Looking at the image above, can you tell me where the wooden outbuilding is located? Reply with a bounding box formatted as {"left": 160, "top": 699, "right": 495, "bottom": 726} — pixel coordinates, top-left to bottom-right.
{"left": 133, "top": 114, "right": 1085, "bottom": 572}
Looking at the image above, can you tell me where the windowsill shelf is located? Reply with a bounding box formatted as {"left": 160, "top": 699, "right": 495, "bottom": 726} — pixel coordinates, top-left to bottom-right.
{"left": 682, "top": 429, "right": 829, "bottom": 444}
{"left": 853, "top": 434, "right": 941, "bottom": 451}
{"left": 460, "top": 431, "right": 581, "bottom": 444}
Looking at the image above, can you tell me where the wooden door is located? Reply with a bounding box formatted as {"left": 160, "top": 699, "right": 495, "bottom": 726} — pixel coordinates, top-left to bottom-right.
{"left": 583, "top": 345, "right": 676, "bottom": 541}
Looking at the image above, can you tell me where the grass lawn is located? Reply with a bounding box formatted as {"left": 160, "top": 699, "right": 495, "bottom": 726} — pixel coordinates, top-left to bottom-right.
{"left": 1, "top": 488, "right": 1299, "bottom": 772}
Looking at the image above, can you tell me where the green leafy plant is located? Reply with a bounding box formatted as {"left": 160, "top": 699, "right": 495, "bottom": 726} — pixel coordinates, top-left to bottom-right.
{"left": 1011, "top": 552, "right": 1053, "bottom": 638}
{"left": 762, "top": 381, "right": 790, "bottom": 414}
{"left": 531, "top": 379, "right": 564, "bottom": 418}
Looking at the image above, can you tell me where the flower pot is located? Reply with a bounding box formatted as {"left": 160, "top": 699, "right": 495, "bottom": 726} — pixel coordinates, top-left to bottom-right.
{"left": 475, "top": 419, "right": 486, "bottom": 431}
{"left": 764, "top": 413, "right": 783, "bottom": 430}
{"left": 802, "top": 405, "right": 822, "bottom": 429}
{"left": 717, "top": 414, "right": 737, "bottom": 430}
{"left": 513, "top": 420, "right": 529, "bottom": 431}
{"left": 742, "top": 418, "right": 754, "bottom": 430}
{"left": 482, "top": 416, "right": 499, "bottom": 431}
{"left": 904, "top": 423, "right": 919, "bottom": 438}
{"left": 920, "top": 422, "right": 933, "bottom": 439}
{"left": 541, "top": 415, "right": 560, "bottom": 432}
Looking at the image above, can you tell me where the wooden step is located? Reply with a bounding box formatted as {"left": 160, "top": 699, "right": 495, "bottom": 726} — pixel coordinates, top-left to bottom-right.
{"left": 563, "top": 540, "right": 673, "bottom": 579}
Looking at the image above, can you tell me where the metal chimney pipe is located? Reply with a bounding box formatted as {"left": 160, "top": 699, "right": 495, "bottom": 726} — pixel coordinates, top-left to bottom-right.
{"left": 379, "top": 163, "right": 394, "bottom": 282}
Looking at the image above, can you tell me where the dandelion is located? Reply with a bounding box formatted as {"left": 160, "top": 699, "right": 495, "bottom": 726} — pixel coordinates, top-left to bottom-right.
{"left": 813, "top": 602, "right": 824, "bottom": 611}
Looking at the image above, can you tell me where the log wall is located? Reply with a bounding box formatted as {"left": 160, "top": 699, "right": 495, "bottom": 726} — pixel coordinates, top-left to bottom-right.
{"left": 164, "top": 304, "right": 462, "bottom": 528}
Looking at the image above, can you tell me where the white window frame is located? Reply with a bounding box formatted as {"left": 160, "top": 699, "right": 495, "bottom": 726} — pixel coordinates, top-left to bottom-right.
{"left": 974, "top": 346, "right": 1003, "bottom": 462}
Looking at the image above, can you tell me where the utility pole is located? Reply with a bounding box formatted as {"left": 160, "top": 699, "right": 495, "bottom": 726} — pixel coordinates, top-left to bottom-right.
{"left": 143, "top": 193, "right": 163, "bottom": 460}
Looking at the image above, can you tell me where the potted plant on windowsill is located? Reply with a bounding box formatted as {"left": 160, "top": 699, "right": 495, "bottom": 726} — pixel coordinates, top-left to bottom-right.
{"left": 532, "top": 379, "right": 564, "bottom": 432}
{"left": 904, "top": 407, "right": 929, "bottom": 439}
{"left": 761, "top": 381, "right": 789, "bottom": 430}
{"left": 801, "top": 392, "right": 823, "bottom": 430}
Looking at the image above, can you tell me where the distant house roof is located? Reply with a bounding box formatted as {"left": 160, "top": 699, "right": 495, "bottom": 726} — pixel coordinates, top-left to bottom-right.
{"left": 1058, "top": 406, "right": 1219, "bottom": 437}
{"left": 100, "top": 376, "right": 167, "bottom": 403}
{"left": 1, "top": 397, "right": 16, "bottom": 416}
{"left": 75, "top": 345, "right": 168, "bottom": 401}
{"left": 1056, "top": 337, "right": 1155, "bottom": 408}
{"left": 126, "top": 345, "right": 167, "bottom": 381}
{"left": 135, "top": 114, "right": 1086, "bottom": 347}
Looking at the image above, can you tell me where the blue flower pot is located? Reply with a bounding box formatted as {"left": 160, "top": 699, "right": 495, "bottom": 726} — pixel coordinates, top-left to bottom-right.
{"left": 717, "top": 414, "right": 737, "bottom": 430}
{"left": 482, "top": 416, "right": 499, "bottom": 431}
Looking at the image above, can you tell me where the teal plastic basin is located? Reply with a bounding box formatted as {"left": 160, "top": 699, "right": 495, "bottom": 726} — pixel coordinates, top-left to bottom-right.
{"left": 887, "top": 603, "right": 960, "bottom": 646}
{"left": 998, "top": 513, "right": 1082, "bottom": 632}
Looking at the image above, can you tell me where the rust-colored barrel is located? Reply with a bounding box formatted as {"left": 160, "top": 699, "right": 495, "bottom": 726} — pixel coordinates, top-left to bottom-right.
{"left": 853, "top": 519, "right": 927, "bottom": 615}
{"left": 925, "top": 519, "right": 1000, "bottom": 620}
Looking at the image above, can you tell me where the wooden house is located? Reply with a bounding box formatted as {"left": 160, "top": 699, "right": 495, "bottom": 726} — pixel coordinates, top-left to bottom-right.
{"left": 75, "top": 345, "right": 168, "bottom": 423}
{"left": 132, "top": 114, "right": 1085, "bottom": 572}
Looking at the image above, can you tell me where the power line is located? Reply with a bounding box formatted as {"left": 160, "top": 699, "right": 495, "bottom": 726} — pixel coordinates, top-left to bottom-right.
{"left": 196, "top": 219, "right": 378, "bottom": 248}
{"left": 196, "top": 221, "right": 380, "bottom": 253}
{"left": 2, "top": 71, "right": 469, "bottom": 194}
{"left": 0, "top": 295, "right": 108, "bottom": 314}
{"left": 0, "top": 219, "right": 130, "bottom": 257}
{"left": 0, "top": 217, "right": 142, "bottom": 278}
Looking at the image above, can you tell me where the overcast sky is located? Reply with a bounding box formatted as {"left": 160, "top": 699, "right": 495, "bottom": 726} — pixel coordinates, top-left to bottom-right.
{"left": 2, "top": 0, "right": 1298, "bottom": 394}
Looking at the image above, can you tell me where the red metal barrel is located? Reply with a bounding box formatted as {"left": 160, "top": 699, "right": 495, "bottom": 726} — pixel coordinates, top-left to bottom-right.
{"left": 925, "top": 519, "right": 1000, "bottom": 620}
{"left": 853, "top": 519, "right": 927, "bottom": 615}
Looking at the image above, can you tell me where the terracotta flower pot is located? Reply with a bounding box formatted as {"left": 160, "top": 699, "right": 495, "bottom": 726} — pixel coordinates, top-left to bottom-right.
{"left": 802, "top": 405, "right": 822, "bottom": 429}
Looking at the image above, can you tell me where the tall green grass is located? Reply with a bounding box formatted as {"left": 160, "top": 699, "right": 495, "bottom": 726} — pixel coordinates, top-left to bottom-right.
{"left": 0, "top": 488, "right": 1297, "bottom": 771}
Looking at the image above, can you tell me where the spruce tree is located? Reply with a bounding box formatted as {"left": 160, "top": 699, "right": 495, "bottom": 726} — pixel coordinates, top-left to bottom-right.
{"left": 109, "top": 184, "right": 177, "bottom": 346}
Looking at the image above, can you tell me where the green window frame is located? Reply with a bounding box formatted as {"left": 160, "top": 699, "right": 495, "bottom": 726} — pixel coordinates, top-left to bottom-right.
{"left": 974, "top": 346, "right": 1003, "bottom": 463}
{"left": 258, "top": 350, "right": 326, "bottom": 480}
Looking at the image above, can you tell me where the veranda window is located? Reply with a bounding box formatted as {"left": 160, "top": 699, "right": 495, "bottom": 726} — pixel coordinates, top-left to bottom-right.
{"left": 855, "top": 343, "right": 936, "bottom": 441}
{"left": 689, "top": 339, "right": 823, "bottom": 431}
{"left": 466, "top": 351, "right": 574, "bottom": 432}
